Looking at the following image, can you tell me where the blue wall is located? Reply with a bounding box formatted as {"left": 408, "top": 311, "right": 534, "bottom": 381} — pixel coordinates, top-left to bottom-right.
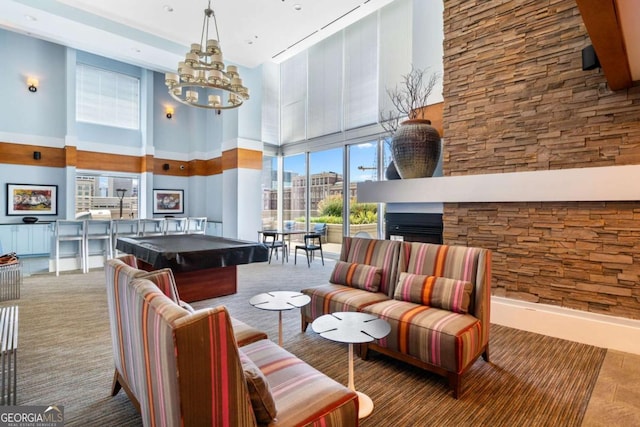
{"left": 0, "top": 31, "right": 66, "bottom": 139}
{"left": 0, "top": 28, "right": 263, "bottom": 225}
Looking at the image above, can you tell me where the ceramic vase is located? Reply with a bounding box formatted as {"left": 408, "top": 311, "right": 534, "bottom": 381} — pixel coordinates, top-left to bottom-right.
{"left": 391, "top": 119, "right": 441, "bottom": 179}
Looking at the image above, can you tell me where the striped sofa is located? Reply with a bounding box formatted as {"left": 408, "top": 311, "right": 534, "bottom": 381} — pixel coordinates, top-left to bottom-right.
{"left": 105, "top": 256, "right": 358, "bottom": 426}
{"left": 301, "top": 237, "right": 492, "bottom": 398}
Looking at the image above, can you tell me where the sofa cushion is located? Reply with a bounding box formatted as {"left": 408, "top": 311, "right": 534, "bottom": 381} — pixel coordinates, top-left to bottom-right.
{"left": 301, "top": 284, "right": 390, "bottom": 321}
{"left": 238, "top": 349, "right": 277, "bottom": 423}
{"left": 394, "top": 273, "right": 473, "bottom": 314}
{"left": 231, "top": 318, "right": 269, "bottom": 347}
{"left": 241, "top": 339, "right": 358, "bottom": 426}
{"left": 362, "top": 299, "right": 482, "bottom": 372}
{"left": 404, "top": 242, "right": 481, "bottom": 283}
{"left": 329, "top": 261, "right": 382, "bottom": 292}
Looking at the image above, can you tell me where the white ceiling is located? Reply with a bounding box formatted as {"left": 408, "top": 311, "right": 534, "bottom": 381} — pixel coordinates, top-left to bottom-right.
{"left": 0, "top": 0, "right": 395, "bottom": 72}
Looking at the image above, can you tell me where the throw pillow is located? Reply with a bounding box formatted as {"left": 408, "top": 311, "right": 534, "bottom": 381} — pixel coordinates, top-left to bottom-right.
{"left": 238, "top": 350, "right": 277, "bottom": 423}
{"left": 394, "top": 272, "right": 473, "bottom": 314}
{"left": 329, "top": 261, "right": 382, "bottom": 292}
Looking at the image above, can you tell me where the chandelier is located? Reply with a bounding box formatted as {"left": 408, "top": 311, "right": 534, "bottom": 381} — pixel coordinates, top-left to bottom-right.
{"left": 164, "top": 1, "right": 249, "bottom": 110}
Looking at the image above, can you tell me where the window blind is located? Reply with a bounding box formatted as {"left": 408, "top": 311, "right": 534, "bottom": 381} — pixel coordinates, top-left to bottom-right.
{"left": 76, "top": 63, "right": 140, "bottom": 130}
{"left": 344, "top": 13, "right": 379, "bottom": 130}
{"left": 281, "top": 52, "right": 307, "bottom": 143}
{"left": 307, "top": 32, "right": 343, "bottom": 138}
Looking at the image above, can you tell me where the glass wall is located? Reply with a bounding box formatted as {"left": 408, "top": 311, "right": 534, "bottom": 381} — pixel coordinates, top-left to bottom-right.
{"left": 283, "top": 153, "right": 306, "bottom": 230}
{"left": 348, "top": 141, "right": 379, "bottom": 238}
{"left": 309, "top": 148, "right": 344, "bottom": 254}
{"left": 261, "top": 155, "right": 278, "bottom": 229}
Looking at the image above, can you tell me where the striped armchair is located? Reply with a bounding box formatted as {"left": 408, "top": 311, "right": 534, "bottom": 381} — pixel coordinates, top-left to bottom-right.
{"left": 106, "top": 257, "right": 359, "bottom": 426}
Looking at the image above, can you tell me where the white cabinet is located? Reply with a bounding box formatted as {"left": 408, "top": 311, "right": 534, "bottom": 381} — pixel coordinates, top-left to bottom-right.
{"left": 0, "top": 223, "right": 53, "bottom": 256}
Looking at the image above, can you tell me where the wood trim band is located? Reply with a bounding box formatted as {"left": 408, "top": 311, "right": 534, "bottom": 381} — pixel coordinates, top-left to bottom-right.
{"left": 222, "top": 148, "right": 263, "bottom": 171}
{"left": 0, "top": 142, "right": 65, "bottom": 168}
{"left": 575, "top": 0, "right": 632, "bottom": 90}
{"left": 415, "top": 102, "right": 444, "bottom": 136}
{"left": 1, "top": 142, "right": 263, "bottom": 176}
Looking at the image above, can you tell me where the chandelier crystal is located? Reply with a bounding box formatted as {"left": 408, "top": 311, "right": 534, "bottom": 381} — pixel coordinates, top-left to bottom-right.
{"left": 165, "top": 1, "right": 249, "bottom": 110}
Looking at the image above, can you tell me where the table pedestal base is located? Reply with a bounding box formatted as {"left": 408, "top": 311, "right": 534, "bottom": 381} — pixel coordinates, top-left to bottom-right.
{"left": 356, "top": 391, "right": 373, "bottom": 419}
{"left": 137, "top": 260, "right": 237, "bottom": 302}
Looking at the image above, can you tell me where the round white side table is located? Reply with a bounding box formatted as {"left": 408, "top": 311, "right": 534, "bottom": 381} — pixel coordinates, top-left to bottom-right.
{"left": 312, "top": 311, "right": 390, "bottom": 419}
{"left": 250, "top": 291, "right": 311, "bottom": 346}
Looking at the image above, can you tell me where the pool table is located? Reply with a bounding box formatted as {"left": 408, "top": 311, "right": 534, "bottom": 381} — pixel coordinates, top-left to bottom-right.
{"left": 115, "top": 234, "right": 269, "bottom": 302}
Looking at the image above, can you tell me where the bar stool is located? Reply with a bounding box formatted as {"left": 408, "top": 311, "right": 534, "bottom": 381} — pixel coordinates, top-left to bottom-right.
{"left": 138, "top": 218, "right": 165, "bottom": 236}
{"left": 112, "top": 219, "right": 139, "bottom": 255}
{"left": 84, "top": 220, "right": 112, "bottom": 273}
{"left": 54, "top": 220, "right": 85, "bottom": 276}
{"left": 164, "top": 217, "right": 188, "bottom": 235}
{"left": 186, "top": 217, "right": 207, "bottom": 234}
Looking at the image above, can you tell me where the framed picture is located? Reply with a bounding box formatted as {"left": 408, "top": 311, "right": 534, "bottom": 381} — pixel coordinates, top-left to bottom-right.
{"left": 152, "top": 189, "right": 184, "bottom": 214}
{"left": 6, "top": 183, "right": 58, "bottom": 216}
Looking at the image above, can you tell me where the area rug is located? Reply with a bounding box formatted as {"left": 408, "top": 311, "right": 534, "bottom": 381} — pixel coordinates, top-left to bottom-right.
{"left": 9, "top": 260, "right": 605, "bottom": 426}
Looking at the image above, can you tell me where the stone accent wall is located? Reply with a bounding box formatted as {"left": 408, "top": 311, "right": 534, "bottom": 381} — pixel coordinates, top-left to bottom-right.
{"left": 442, "top": 1, "right": 640, "bottom": 319}
{"left": 444, "top": 202, "right": 640, "bottom": 319}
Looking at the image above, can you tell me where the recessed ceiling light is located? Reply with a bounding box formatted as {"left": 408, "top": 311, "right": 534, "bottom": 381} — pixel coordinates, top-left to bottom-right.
{"left": 24, "top": 15, "right": 37, "bottom": 22}
{"left": 293, "top": 4, "right": 302, "bottom": 11}
{"left": 163, "top": 5, "right": 174, "bottom": 12}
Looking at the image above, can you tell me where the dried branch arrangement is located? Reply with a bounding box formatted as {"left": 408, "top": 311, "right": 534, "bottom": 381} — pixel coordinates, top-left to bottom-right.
{"left": 379, "top": 65, "right": 440, "bottom": 136}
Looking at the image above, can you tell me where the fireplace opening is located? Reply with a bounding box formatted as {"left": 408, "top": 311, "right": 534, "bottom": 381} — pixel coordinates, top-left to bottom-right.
{"left": 385, "top": 212, "right": 443, "bottom": 244}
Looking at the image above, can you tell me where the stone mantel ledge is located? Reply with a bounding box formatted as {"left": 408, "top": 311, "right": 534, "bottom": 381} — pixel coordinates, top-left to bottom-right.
{"left": 357, "top": 164, "right": 640, "bottom": 204}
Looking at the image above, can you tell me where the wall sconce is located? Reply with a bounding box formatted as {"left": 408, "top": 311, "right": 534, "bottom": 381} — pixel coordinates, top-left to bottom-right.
{"left": 165, "top": 106, "right": 174, "bottom": 119}
{"left": 27, "top": 77, "right": 38, "bottom": 92}
{"left": 33, "top": 151, "right": 41, "bottom": 160}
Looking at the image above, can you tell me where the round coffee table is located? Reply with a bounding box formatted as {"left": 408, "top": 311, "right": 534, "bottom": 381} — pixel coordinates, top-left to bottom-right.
{"left": 311, "top": 312, "right": 391, "bottom": 419}
{"left": 249, "top": 291, "right": 311, "bottom": 346}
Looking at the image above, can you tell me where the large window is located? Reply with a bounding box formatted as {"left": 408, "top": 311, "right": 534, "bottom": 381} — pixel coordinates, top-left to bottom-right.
{"left": 75, "top": 174, "right": 139, "bottom": 220}
{"left": 261, "top": 155, "right": 278, "bottom": 229}
{"left": 283, "top": 154, "right": 306, "bottom": 228}
{"left": 349, "top": 142, "right": 378, "bottom": 238}
{"left": 76, "top": 64, "right": 140, "bottom": 130}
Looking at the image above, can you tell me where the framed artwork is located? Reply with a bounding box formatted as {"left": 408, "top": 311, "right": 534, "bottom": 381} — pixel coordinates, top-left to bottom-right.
{"left": 6, "top": 183, "right": 58, "bottom": 216}
{"left": 152, "top": 189, "right": 184, "bottom": 214}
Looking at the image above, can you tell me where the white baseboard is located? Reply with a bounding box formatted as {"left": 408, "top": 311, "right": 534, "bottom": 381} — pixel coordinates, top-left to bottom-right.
{"left": 491, "top": 296, "right": 640, "bottom": 355}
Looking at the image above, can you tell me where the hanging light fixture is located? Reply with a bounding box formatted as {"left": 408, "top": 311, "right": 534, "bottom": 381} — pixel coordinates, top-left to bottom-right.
{"left": 165, "top": 1, "right": 249, "bottom": 110}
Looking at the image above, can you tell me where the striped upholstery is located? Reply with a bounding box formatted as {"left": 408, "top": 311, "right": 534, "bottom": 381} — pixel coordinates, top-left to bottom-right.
{"left": 105, "top": 258, "right": 149, "bottom": 400}
{"left": 301, "top": 237, "right": 402, "bottom": 327}
{"left": 362, "top": 299, "right": 482, "bottom": 372}
{"left": 107, "top": 259, "right": 356, "bottom": 426}
{"left": 232, "top": 318, "right": 269, "bottom": 347}
{"left": 302, "top": 284, "right": 389, "bottom": 321}
{"left": 140, "top": 268, "right": 180, "bottom": 303}
{"left": 241, "top": 339, "right": 358, "bottom": 426}
{"left": 394, "top": 273, "right": 473, "bottom": 314}
{"left": 329, "top": 261, "right": 382, "bottom": 292}
{"left": 129, "top": 278, "right": 190, "bottom": 426}
{"left": 399, "top": 242, "right": 492, "bottom": 349}
{"left": 341, "top": 237, "right": 403, "bottom": 296}
{"left": 300, "top": 239, "right": 491, "bottom": 398}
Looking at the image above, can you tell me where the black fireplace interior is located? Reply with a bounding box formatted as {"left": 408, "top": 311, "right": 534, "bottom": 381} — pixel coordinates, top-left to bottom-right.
{"left": 385, "top": 212, "right": 443, "bottom": 244}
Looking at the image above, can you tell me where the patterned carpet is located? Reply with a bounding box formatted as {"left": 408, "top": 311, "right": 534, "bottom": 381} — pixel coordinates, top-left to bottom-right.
{"left": 7, "top": 259, "right": 606, "bottom": 426}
